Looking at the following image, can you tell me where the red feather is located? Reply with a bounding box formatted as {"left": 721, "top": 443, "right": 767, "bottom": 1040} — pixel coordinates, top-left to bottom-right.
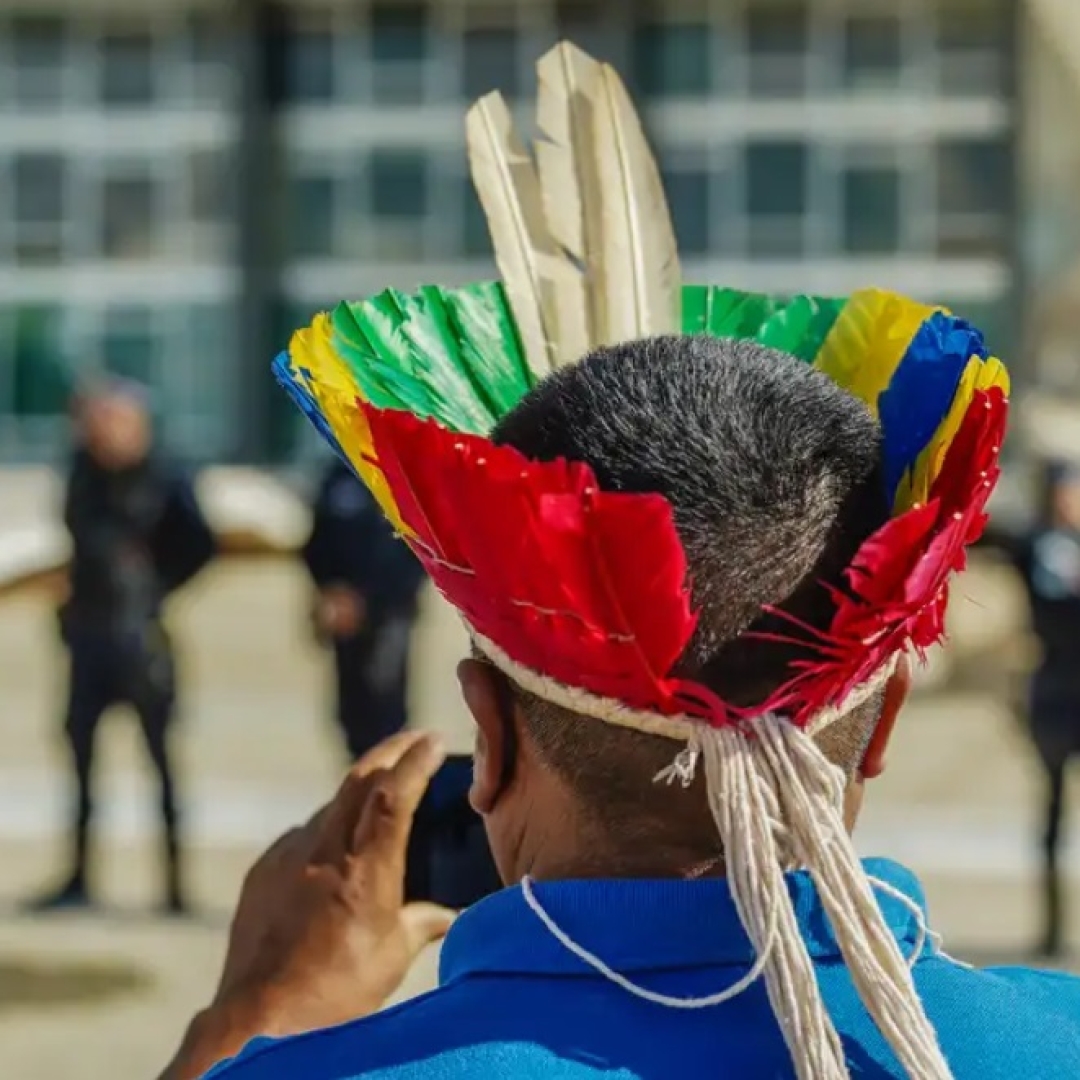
{"left": 357, "top": 385, "right": 1007, "bottom": 732}
{"left": 362, "top": 404, "right": 701, "bottom": 717}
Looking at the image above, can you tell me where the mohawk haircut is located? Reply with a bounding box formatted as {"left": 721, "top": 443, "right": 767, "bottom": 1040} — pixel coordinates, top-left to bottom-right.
{"left": 490, "top": 335, "right": 890, "bottom": 860}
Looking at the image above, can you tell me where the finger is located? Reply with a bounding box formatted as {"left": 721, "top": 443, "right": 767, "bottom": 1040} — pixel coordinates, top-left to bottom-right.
{"left": 352, "top": 734, "right": 446, "bottom": 861}
{"left": 400, "top": 902, "right": 457, "bottom": 955}
{"left": 311, "top": 732, "right": 432, "bottom": 858}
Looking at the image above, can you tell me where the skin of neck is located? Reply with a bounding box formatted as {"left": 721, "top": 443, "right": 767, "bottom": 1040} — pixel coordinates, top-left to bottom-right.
{"left": 461, "top": 656, "right": 909, "bottom": 885}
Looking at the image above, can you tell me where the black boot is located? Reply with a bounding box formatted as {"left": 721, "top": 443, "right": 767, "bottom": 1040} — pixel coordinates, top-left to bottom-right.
{"left": 25, "top": 820, "right": 93, "bottom": 912}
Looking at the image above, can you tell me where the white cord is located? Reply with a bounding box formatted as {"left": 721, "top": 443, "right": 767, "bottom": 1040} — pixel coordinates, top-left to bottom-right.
{"left": 520, "top": 873, "right": 780, "bottom": 1009}
{"left": 519, "top": 872, "right": 939, "bottom": 1005}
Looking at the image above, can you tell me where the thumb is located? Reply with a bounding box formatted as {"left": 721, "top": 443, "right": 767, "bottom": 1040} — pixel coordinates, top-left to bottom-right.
{"left": 400, "top": 902, "right": 457, "bottom": 954}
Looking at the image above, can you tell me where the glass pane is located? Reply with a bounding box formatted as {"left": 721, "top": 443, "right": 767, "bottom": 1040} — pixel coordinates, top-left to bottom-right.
{"left": 460, "top": 177, "right": 491, "bottom": 257}
{"left": 14, "top": 155, "right": 64, "bottom": 225}
{"left": 746, "top": 142, "right": 807, "bottom": 216}
{"left": 935, "top": 139, "right": 1010, "bottom": 257}
{"left": 555, "top": 0, "right": 622, "bottom": 65}
{"left": 102, "top": 175, "right": 159, "bottom": 258}
{"left": 633, "top": 22, "right": 711, "bottom": 97}
{"left": 11, "top": 15, "right": 67, "bottom": 105}
{"left": 461, "top": 27, "right": 520, "bottom": 100}
{"left": 287, "top": 175, "right": 336, "bottom": 258}
{"left": 186, "top": 11, "right": 235, "bottom": 105}
{"left": 843, "top": 15, "right": 902, "bottom": 90}
{"left": 661, "top": 165, "right": 711, "bottom": 255}
{"left": 283, "top": 12, "right": 335, "bottom": 102}
{"left": 102, "top": 308, "right": 157, "bottom": 386}
{"left": 99, "top": 28, "right": 157, "bottom": 105}
{"left": 188, "top": 148, "right": 230, "bottom": 223}
{"left": 370, "top": 152, "right": 428, "bottom": 219}
{"left": 937, "top": 139, "right": 1010, "bottom": 216}
{"left": 746, "top": 2, "right": 808, "bottom": 96}
{"left": 11, "top": 306, "right": 70, "bottom": 417}
{"left": 936, "top": 0, "right": 1008, "bottom": 95}
{"left": 841, "top": 166, "right": 901, "bottom": 253}
{"left": 746, "top": 142, "right": 807, "bottom": 256}
{"left": 370, "top": 1, "right": 428, "bottom": 63}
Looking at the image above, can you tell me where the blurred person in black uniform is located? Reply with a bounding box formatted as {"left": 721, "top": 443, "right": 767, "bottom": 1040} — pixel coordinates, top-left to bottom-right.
{"left": 987, "top": 460, "right": 1080, "bottom": 956}
{"left": 29, "top": 383, "right": 216, "bottom": 913}
{"left": 302, "top": 456, "right": 425, "bottom": 762}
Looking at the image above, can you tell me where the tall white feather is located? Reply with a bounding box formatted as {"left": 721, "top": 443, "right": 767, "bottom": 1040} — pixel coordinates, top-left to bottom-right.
{"left": 587, "top": 63, "right": 681, "bottom": 345}
{"left": 466, "top": 91, "right": 557, "bottom": 381}
{"left": 534, "top": 42, "right": 602, "bottom": 366}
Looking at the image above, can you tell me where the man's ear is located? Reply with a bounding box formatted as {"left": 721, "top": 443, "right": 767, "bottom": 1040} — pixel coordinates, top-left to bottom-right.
{"left": 457, "top": 659, "right": 515, "bottom": 814}
{"left": 860, "top": 653, "right": 912, "bottom": 780}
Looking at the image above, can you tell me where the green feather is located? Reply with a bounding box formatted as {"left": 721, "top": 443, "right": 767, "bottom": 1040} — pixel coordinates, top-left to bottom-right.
{"left": 680, "top": 286, "right": 845, "bottom": 363}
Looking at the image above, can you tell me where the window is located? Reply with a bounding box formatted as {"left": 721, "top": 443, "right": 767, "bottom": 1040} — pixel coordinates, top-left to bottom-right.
{"left": 287, "top": 175, "right": 336, "bottom": 258}
{"left": 14, "top": 155, "right": 64, "bottom": 226}
{"left": 936, "top": 138, "right": 1010, "bottom": 257}
{"left": 10, "top": 306, "right": 70, "bottom": 418}
{"left": 555, "top": 0, "right": 623, "bottom": 66}
{"left": 102, "top": 175, "right": 160, "bottom": 259}
{"left": 101, "top": 307, "right": 158, "bottom": 386}
{"left": 746, "top": 2, "right": 808, "bottom": 96}
{"left": 370, "top": 1, "right": 429, "bottom": 103}
{"left": 282, "top": 10, "right": 335, "bottom": 102}
{"left": 460, "top": 176, "right": 491, "bottom": 257}
{"left": 370, "top": 152, "right": 428, "bottom": 220}
{"left": 186, "top": 12, "right": 235, "bottom": 105}
{"left": 11, "top": 15, "right": 67, "bottom": 105}
{"left": 461, "top": 27, "right": 521, "bottom": 100}
{"left": 660, "top": 164, "right": 712, "bottom": 255}
{"left": 633, "top": 22, "right": 711, "bottom": 97}
{"left": 100, "top": 26, "right": 157, "bottom": 105}
{"left": 841, "top": 166, "right": 901, "bottom": 253}
{"left": 745, "top": 142, "right": 807, "bottom": 256}
{"left": 842, "top": 15, "right": 902, "bottom": 90}
{"left": 187, "top": 149, "right": 232, "bottom": 260}
{"left": 936, "top": 0, "right": 1009, "bottom": 95}
{"left": 13, "top": 155, "right": 65, "bottom": 265}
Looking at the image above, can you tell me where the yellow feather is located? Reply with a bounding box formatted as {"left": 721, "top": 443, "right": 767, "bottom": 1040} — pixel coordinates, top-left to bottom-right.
{"left": 893, "top": 356, "right": 1011, "bottom": 512}
{"left": 466, "top": 92, "right": 558, "bottom": 382}
{"left": 814, "top": 289, "right": 938, "bottom": 414}
{"left": 587, "top": 62, "right": 681, "bottom": 345}
{"left": 287, "top": 316, "right": 408, "bottom": 535}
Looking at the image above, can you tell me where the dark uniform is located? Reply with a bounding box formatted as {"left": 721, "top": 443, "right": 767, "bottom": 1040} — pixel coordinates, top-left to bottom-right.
{"left": 985, "top": 462, "right": 1080, "bottom": 955}
{"left": 302, "top": 457, "right": 425, "bottom": 761}
{"left": 41, "top": 447, "right": 216, "bottom": 911}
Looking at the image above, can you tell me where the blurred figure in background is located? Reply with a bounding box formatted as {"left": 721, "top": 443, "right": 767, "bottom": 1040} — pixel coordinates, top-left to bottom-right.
{"left": 302, "top": 456, "right": 425, "bottom": 763}
{"left": 28, "top": 382, "right": 216, "bottom": 914}
{"left": 1010, "top": 460, "right": 1080, "bottom": 956}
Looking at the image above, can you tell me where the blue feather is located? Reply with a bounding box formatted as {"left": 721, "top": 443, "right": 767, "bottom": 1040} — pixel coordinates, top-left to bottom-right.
{"left": 878, "top": 313, "right": 988, "bottom": 504}
{"left": 271, "top": 351, "right": 350, "bottom": 464}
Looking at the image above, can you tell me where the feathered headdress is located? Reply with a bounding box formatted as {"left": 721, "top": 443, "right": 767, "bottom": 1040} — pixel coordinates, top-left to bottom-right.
{"left": 275, "top": 43, "right": 1005, "bottom": 1080}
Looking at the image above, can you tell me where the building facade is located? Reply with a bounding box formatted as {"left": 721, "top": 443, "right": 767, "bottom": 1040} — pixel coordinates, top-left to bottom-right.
{"left": 0, "top": 0, "right": 1019, "bottom": 464}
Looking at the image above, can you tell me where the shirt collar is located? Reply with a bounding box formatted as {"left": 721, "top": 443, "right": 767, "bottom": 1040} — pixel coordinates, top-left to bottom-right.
{"left": 440, "top": 858, "right": 927, "bottom": 984}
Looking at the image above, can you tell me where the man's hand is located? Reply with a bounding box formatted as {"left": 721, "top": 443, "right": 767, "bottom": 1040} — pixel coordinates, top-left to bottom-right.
{"left": 313, "top": 584, "right": 366, "bottom": 640}
{"left": 160, "top": 732, "right": 454, "bottom": 1080}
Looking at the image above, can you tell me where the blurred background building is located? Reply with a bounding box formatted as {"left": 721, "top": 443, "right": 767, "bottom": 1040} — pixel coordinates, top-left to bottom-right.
{"left": 0, "top": 0, "right": 1071, "bottom": 471}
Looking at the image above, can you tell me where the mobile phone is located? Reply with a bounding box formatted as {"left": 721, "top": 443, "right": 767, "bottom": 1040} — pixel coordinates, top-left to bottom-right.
{"left": 404, "top": 754, "right": 503, "bottom": 909}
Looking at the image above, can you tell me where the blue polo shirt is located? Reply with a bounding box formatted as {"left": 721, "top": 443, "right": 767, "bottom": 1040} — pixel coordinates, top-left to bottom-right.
{"left": 207, "top": 859, "right": 1080, "bottom": 1078}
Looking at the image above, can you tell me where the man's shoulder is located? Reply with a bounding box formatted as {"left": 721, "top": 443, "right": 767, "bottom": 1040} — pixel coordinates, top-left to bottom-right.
{"left": 204, "top": 981, "right": 614, "bottom": 1080}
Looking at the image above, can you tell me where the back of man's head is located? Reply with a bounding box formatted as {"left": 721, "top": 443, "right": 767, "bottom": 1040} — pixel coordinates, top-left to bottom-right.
{"left": 491, "top": 334, "right": 889, "bottom": 858}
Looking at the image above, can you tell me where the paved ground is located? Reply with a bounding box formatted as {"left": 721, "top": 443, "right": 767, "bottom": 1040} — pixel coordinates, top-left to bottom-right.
{"left": 0, "top": 555, "right": 1075, "bottom": 1078}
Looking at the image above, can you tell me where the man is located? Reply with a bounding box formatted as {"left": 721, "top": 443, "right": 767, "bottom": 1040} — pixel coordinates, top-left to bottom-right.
{"left": 986, "top": 460, "right": 1080, "bottom": 956}
{"left": 30, "top": 383, "right": 216, "bottom": 913}
{"left": 302, "top": 456, "right": 425, "bottom": 762}
{"left": 161, "top": 43, "right": 1079, "bottom": 1080}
